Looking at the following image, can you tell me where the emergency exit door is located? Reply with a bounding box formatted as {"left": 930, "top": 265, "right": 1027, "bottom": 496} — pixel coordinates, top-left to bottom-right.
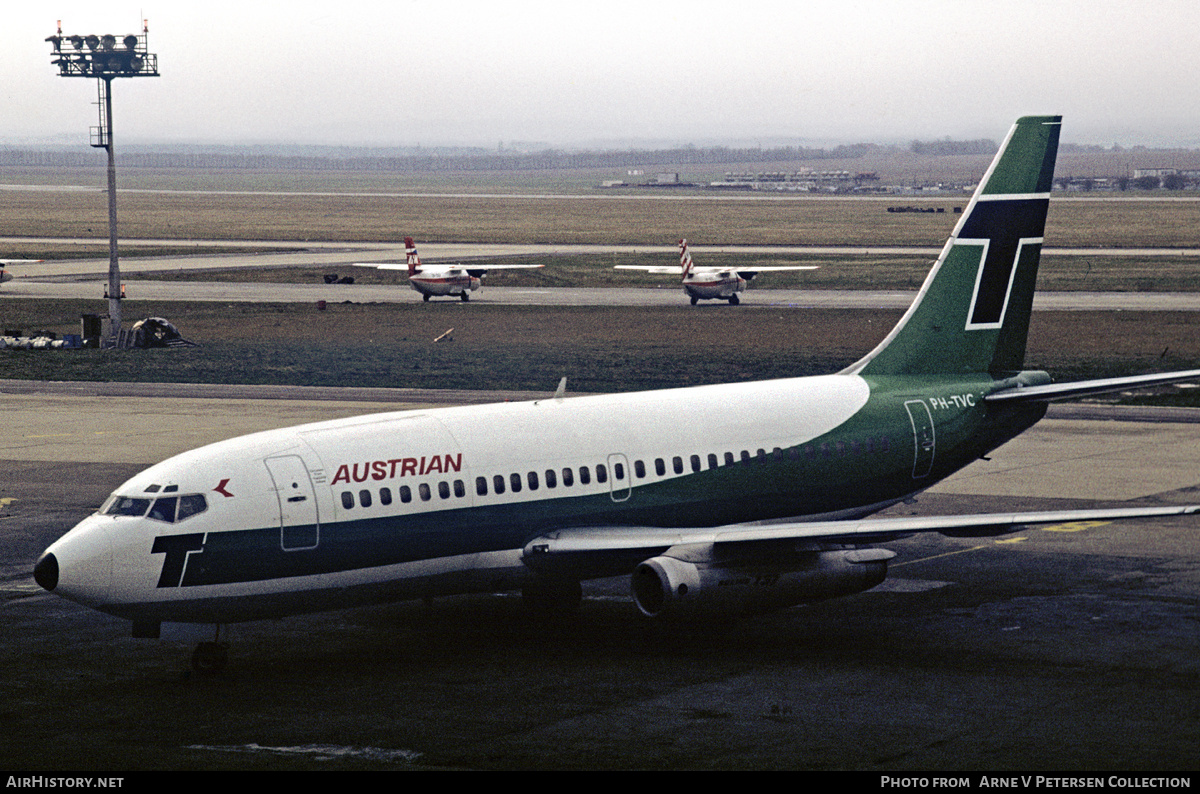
{"left": 904, "top": 400, "right": 936, "bottom": 479}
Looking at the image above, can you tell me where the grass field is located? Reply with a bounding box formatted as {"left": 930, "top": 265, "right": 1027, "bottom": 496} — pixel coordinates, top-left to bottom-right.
{"left": 3, "top": 299, "right": 1199, "bottom": 406}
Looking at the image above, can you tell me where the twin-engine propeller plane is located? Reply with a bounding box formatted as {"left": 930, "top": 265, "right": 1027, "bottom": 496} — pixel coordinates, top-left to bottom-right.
{"left": 34, "top": 117, "right": 1200, "bottom": 672}
{"left": 355, "top": 237, "right": 543, "bottom": 301}
{"left": 616, "top": 239, "right": 818, "bottom": 304}
{"left": 1, "top": 259, "right": 43, "bottom": 286}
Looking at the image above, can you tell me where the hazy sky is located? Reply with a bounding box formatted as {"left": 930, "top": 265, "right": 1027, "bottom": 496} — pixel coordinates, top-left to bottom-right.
{"left": 5, "top": 1, "right": 1199, "bottom": 149}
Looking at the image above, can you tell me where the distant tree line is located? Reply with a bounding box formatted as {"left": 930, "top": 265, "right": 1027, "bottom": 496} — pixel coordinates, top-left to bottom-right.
{"left": 0, "top": 141, "right": 904, "bottom": 172}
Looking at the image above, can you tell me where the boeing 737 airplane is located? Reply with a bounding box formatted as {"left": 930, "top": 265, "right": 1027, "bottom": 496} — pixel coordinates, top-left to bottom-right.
{"left": 34, "top": 117, "right": 1200, "bottom": 672}
{"left": 355, "top": 237, "right": 544, "bottom": 301}
{"left": 617, "top": 239, "right": 818, "bottom": 304}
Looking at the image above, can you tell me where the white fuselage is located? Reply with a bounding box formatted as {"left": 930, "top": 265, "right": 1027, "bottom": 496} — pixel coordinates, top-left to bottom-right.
{"left": 44, "top": 375, "right": 878, "bottom": 624}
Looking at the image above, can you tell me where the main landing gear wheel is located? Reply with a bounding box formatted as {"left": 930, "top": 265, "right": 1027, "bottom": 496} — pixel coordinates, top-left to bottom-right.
{"left": 422, "top": 294, "right": 431, "bottom": 302}
{"left": 460, "top": 293, "right": 470, "bottom": 302}
{"left": 191, "top": 641, "right": 229, "bottom": 674}
{"left": 690, "top": 296, "right": 699, "bottom": 305}
{"left": 728, "top": 294, "right": 740, "bottom": 305}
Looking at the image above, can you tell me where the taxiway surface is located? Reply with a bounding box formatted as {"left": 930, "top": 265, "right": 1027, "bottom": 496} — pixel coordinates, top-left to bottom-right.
{"left": 2, "top": 382, "right": 1198, "bottom": 770}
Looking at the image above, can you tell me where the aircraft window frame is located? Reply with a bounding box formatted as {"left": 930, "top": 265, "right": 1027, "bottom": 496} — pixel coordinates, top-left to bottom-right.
{"left": 690, "top": 455, "right": 701, "bottom": 473}
{"left": 148, "top": 496, "right": 178, "bottom": 523}
{"left": 655, "top": 458, "right": 666, "bottom": 476}
{"left": 613, "top": 462, "right": 625, "bottom": 481}
{"left": 400, "top": 485, "right": 412, "bottom": 503}
{"left": 672, "top": 456, "right": 684, "bottom": 475}
{"left": 359, "top": 489, "right": 373, "bottom": 508}
{"left": 579, "top": 466, "right": 591, "bottom": 485}
{"left": 510, "top": 473, "right": 522, "bottom": 493}
{"left": 341, "top": 491, "right": 354, "bottom": 510}
{"left": 176, "top": 494, "right": 207, "bottom": 521}
{"left": 438, "top": 481, "right": 450, "bottom": 499}
{"left": 527, "top": 471, "right": 539, "bottom": 490}
{"left": 596, "top": 464, "right": 607, "bottom": 484}
{"left": 724, "top": 452, "right": 735, "bottom": 466}
{"left": 707, "top": 453, "right": 718, "bottom": 470}
{"left": 493, "top": 474, "right": 506, "bottom": 494}
{"left": 545, "top": 469, "right": 557, "bottom": 488}
{"left": 105, "top": 496, "right": 152, "bottom": 517}
{"left": 454, "top": 479, "right": 466, "bottom": 498}
{"left": 635, "top": 460, "right": 646, "bottom": 478}
{"left": 562, "top": 468, "right": 574, "bottom": 487}
{"left": 419, "top": 483, "right": 432, "bottom": 501}
{"left": 380, "top": 487, "right": 393, "bottom": 506}
{"left": 476, "top": 476, "right": 488, "bottom": 496}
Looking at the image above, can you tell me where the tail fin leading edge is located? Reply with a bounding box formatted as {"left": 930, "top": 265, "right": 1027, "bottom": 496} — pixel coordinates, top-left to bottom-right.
{"left": 844, "top": 115, "right": 1061, "bottom": 378}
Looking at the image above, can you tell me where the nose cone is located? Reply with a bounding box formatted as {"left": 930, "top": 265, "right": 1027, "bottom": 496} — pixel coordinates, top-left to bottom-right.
{"left": 38, "top": 517, "right": 114, "bottom": 608}
{"left": 34, "top": 552, "right": 59, "bottom": 591}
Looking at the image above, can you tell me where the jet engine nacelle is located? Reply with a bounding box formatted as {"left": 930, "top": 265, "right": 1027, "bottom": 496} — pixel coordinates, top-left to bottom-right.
{"left": 630, "top": 548, "right": 893, "bottom": 619}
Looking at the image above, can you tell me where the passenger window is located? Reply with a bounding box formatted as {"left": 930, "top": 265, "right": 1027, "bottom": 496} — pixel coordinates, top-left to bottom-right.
{"left": 148, "top": 497, "right": 177, "bottom": 523}
{"left": 454, "top": 480, "right": 465, "bottom": 498}
{"left": 596, "top": 464, "right": 607, "bottom": 484}
{"left": 476, "top": 476, "right": 488, "bottom": 496}
{"left": 690, "top": 455, "right": 701, "bottom": 473}
{"left": 400, "top": 485, "right": 412, "bottom": 503}
{"left": 177, "top": 494, "right": 207, "bottom": 521}
{"left": 359, "top": 489, "right": 373, "bottom": 507}
{"left": 741, "top": 451, "right": 752, "bottom": 465}
{"left": 756, "top": 449, "right": 767, "bottom": 463}
{"left": 655, "top": 458, "right": 665, "bottom": 476}
{"left": 438, "top": 481, "right": 450, "bottom": 499}
{"left": 494, "top": 474, "right": 506, "bottom": 494}
{"left": 579, "top": 466, "right": 591, "bottom": 485}
{"left": 613, "top": 462, "right": 625, "bottom": 480}
{"left": 724, "top": 452, "right": 735, "bottom": 466}
{"left": 635, "top": 460, "right": 646, "bottom": 478}
{"left": 562, "top": 467, "right": 574, "bottom": 487}
{"left": 527, "top": 471, "right": 539, "bottom": 490}
{"left": 707, "top": 453, "right": 718, "bottom": 469}
{"left": 341, "top": 491, "right": 354, "bottom": 509}
{"left": 673, "top": 456, "right": 683, "bottom": 474}
{"left": 380, "top": 487, "right": 392, "bottom": 505}
{"left": 545, "top": 469, "right": 557, "bottom": 488}
{"left": 419, "top": 483, "right": 431, "bottom": 501}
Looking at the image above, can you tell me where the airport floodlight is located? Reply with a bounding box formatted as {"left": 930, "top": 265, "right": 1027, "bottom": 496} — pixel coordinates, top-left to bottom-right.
{"left": 47, "top": 21, "right": 159, "bottom": 346}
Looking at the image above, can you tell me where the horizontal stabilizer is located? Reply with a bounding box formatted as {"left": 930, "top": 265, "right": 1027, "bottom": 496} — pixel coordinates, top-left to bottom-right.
{"left": 987, "top": 369, "right": 1200, "bottom": 403}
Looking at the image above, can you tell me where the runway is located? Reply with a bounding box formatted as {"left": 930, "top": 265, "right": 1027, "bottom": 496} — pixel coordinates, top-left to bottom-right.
{"left": 2, "top": 382, "right": 1198, "bottom": 770}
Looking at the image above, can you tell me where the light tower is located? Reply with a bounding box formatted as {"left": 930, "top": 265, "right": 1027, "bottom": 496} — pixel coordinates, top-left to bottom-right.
{"left": 47, "top": 22, "right": 159, "bottom": 346}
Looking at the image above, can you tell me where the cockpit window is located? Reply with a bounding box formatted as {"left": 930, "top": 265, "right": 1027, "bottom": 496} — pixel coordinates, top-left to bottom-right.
{"left": 148, "top": 497, "right": 177, "bottom": 522}
{"left": 104, "top": 493, "right": 207, "bottom": 522}
{"left": 105, "top": 497, "right": 151, "bottom": 517}
{"left": 177, "top": 494, "right": 207, "bottom": 521}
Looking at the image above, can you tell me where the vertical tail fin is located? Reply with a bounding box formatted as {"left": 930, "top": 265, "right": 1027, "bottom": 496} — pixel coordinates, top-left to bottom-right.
{"left": 404, "top": 236, "right": 421, "bottom": 276}
{"left": 844, "top": 116, "right": 1061, "bottom": 378}
{"left": 679, "top": 239, "right": 695, "bottom": 279}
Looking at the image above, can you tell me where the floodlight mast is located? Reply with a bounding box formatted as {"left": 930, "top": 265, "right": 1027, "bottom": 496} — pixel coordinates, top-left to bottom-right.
{"left": 47, "top": 21, "right": 159, "bottom": 346}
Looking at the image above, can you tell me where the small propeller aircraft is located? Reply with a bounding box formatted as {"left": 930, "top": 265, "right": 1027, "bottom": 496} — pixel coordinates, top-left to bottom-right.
{"left": 355, "top": 238, "right": 543, "bottom": 301}
{"left": 616, "top": 239, "right": 818, "bottom": 304}
{"left": 0, "top": 259, "right": 43, "bottom": 286}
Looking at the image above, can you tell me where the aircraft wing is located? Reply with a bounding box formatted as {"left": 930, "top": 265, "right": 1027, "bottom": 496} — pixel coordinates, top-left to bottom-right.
{"left": 614, "top": 266, "right": 682, "bottom": 274}
{"left": 1, "top": 258, "right": 42, "bottom": 283}
{"left": 523, "top": 504, "right": 1200, "bottom": 574}
{"left": 352, "top": 263, "right": 410, "bottom": 270}
{"left": 987, "top": 369, "right": 1200, "bottom": 403}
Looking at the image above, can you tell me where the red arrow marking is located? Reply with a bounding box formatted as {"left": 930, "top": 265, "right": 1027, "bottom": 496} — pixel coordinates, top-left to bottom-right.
{"left": 213, "top": 478, "right": 234, "bottom": 498}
